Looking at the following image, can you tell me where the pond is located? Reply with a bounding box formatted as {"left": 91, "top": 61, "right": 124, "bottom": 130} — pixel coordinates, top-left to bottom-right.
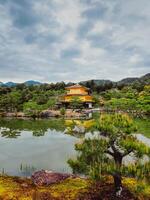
{"left": 0, "top": 116, "right": 149, "bottom": 177}
{"left": 0, "top": 118, "right": 78, "bottom": 177}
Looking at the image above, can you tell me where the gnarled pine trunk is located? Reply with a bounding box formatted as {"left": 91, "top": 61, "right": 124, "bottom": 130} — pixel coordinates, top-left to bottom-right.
{"left": 113, "top": 172, "right": 122, "bottom": 197}
{"left": 113, "top": 153, "right": 123, "bottom": 197}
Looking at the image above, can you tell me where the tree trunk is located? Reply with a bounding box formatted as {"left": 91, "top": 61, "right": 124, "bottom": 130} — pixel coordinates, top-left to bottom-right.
{"left": 113, "top": 172, "right": 122, "bottom": 197}
{"left": 113, "top": 153, "right": 123, "bottom": 197}
{"left": 114, "top": 153, "right": 122, "bottom": 168}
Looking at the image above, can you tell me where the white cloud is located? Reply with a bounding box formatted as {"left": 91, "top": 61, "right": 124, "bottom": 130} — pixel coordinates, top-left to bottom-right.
{"left": 88, "top": 21, "right": 110, "bottom": 35}
{"left": 53, "top": 0, "right": 85, "bottom": 30}
{"left": 129, "top": 54, "right": 143, "bottom": 64}
{"left": 73, "top": 39, "right": 106, "bottom": 65}
{"left": 0, "top": 0, "right": 150, "bottom": 83}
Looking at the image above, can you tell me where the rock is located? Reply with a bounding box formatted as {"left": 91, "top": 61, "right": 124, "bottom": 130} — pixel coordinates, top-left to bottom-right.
{"left": 73, "top": 125, "right": 85, "bottom": 133}
{"left": 40, "top": 110, "right": 61, "bottom": 118}
{"left": 5, "top": 112, "right": 16, "bottom": 117}
{"left": 31, "top": 170, "right": 75, "bottom": 186}
{"left": 40, "top": 111, "right": 54, "bottom": 118}
{"left": 16, "top": 112, "right": 25, "bottom": 117}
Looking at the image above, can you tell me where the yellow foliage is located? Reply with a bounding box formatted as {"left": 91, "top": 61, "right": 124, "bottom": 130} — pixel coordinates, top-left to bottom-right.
{"left": 123, "top": 177, "right": 150, "bottom": 200}
{"left": 65, "top": 119, "right": 95, "bottom": 129}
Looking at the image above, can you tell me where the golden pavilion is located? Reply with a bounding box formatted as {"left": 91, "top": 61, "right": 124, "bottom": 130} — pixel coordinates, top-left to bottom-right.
{"left": 60, "top": 84, "right": 93, "bottom": 108}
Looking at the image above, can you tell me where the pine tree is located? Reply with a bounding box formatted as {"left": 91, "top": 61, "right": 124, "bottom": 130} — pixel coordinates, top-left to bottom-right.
{"left": 68, "top": 113, "right": 150, "bottom": 196}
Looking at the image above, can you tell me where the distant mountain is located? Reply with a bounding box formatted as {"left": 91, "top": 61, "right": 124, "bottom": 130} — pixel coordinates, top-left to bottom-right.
{"left": 0, "top": 80, "right": 42, "bottom": 87}
{"left": 0, "top": 73, "right": 149, "bottom": 88}
{"left": 117, "top": 77, "right": 139, "bottom": 86}
{"left": 80, "top": 73, "right": 150, "bottom": 88}
{"left": 0, "top": 82, "right": 3, "bottom": 86}
{"left": 80, "top": 79, "right": 113, "bottom": 86}
{"left": 117, "top": 73, "right": 150, "bottom": 86}
{"left": 23, "top": 80, "right": 42, "bottom": 86}
{"left": 139, "top": 73, "right": 150, "bottom": 84}
{"left": 5, "top": 82, "right": 17, "bottom": 87}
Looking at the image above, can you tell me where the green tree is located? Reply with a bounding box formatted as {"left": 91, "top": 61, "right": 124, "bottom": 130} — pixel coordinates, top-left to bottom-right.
{"left": 60, "top": 107, "right": 66, "bottom": 116}
{"left": 138, "top": 85, "right": 150, "bottom": 114}
{"left": 46, "top": 98, "right": 56, "bottom": 109}
{"left": 8, "top": 91, "right": 22, "bottom": 112}
{"left": 23, "top": 101, "right": 45, "bottom": 118}
{"left": 92, "top": 94, "right": 100, "bottom": 107}
{"left": 36, "top": 94, "right": 48, "bottom": 105}
{"left": 70, "top": 96, "right": 83, "bottom": 109}
{"left": 68, "top": 113, "right": 150, "bottom": 196}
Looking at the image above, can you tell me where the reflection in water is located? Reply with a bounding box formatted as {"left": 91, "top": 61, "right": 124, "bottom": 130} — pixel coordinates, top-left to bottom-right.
{"left": 1, "top": 128, "right": 21, "bottom": 138}
{"left": 20, "top": 164, "right": 37, "bottom": 177}
{"left": 0, "top": 168, "right": 5, "bottom": 175}
{"left": 0, "top": 118, "right": 78, "bottom": 176}
{"left": 0, "top": 118, "right": 66, "bottom": 138}
{"left": 0, "top": 117, "right": 149, "bottom": 177}
{"left": 32, "top": 130, "right": 46, "bottom": 137}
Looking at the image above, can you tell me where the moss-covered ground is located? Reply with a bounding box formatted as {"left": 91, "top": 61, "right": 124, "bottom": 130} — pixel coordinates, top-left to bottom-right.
{"left": 0, "top": 175, "right": 89, "bottom": 200}
{"left": 0, "top": 175, "right": 150, "bottom": 200}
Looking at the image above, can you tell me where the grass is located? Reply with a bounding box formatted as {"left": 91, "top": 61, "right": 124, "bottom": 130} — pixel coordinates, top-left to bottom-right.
{"left": 134, "top": 117, "right": 150, "bottom": 138}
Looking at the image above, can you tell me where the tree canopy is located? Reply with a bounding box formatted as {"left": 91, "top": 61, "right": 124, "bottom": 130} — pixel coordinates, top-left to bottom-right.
{"left": 68, "top": 113, "right": 150, "bottom": 196}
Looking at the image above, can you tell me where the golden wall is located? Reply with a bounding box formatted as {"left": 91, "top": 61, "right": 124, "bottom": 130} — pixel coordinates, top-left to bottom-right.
{"left": 63, "top": 95, "right": 93, "bottom": 102}
{"left": 66, "top": 88, "right": 88, "bottom": 95}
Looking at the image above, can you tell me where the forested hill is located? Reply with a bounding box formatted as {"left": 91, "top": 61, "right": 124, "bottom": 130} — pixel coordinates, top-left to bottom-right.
{"left": 0, "top": 73, "right": 150, "bottom": 88}
{"left": 78, "top": 73, "right": 149, "bottom": 92}
{"left": 116, "top": 73, "right": 150, "bottom": 86}
{"left": 80, "top": 73, "right": 150, "bottom": 88}
{"left": 0, "top": 73, "right": 149, "bottom": 115}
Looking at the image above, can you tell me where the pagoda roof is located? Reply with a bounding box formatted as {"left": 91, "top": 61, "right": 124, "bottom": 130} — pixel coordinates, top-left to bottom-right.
{"left": 65, "top": 84, "right": 89, "bottom": 90}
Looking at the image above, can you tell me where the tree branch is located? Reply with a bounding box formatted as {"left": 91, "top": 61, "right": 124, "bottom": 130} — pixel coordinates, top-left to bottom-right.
{"left": 122, "top": 149, "right": 133, "bottom": 157}
{"left": 105, "top": 150, "right": 114, "bottom": 157}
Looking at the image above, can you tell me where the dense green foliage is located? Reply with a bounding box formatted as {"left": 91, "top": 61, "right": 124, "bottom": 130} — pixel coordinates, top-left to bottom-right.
{"left": 60, "top": 107, "right": 66, "bottom": 115}
{"left": 68, "top": 114, "right": 150, "bottom": 195}
{"left": 101, "top": 85, "right": 150, "bottom": 115}
{"left": 0, "top": 76, "right": 149, "bottom": 115}
{"left": 70, "top": 96, "right": 83, "bottom": 109}
{"left": 0, "top": 83, "right": 65, "bottom": 113}
{"left": 81, "top": 73, "right": 150, "bottom": 92}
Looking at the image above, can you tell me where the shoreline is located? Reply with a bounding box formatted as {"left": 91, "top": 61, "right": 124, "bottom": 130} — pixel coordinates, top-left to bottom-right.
{"left": 0, "top": 108, "right": 149, "bottom": 119}
{"left": 0, "top": 109, "right": 87, "bottom": 119}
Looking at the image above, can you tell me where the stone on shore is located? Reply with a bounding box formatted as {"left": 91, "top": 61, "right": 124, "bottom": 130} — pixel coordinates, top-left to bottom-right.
{"left": 31, "top": 170, "right": 76, "bottom": 186}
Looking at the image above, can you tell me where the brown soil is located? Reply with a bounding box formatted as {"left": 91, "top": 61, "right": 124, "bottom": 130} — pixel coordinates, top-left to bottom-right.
{"left": 77, "top": 182, "right": 138, "bottom": 200}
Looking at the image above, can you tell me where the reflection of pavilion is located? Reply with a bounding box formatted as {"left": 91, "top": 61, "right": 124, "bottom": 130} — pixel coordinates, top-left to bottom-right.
{"left": 60, "top": 84, "right": 93, "bottom": 108}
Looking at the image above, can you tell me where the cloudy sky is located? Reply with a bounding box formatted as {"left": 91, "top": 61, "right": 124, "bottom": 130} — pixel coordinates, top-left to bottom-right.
{"left": 0, "top": 0, "right": 150, "bottom": 83}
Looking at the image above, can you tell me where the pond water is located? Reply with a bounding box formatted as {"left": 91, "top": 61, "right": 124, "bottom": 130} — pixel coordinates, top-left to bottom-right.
{"left": 0, "top": 118, "right": 78, "bottom": 176}
{"left": 0, "top": 116, "right": 149, "bottom": 177}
